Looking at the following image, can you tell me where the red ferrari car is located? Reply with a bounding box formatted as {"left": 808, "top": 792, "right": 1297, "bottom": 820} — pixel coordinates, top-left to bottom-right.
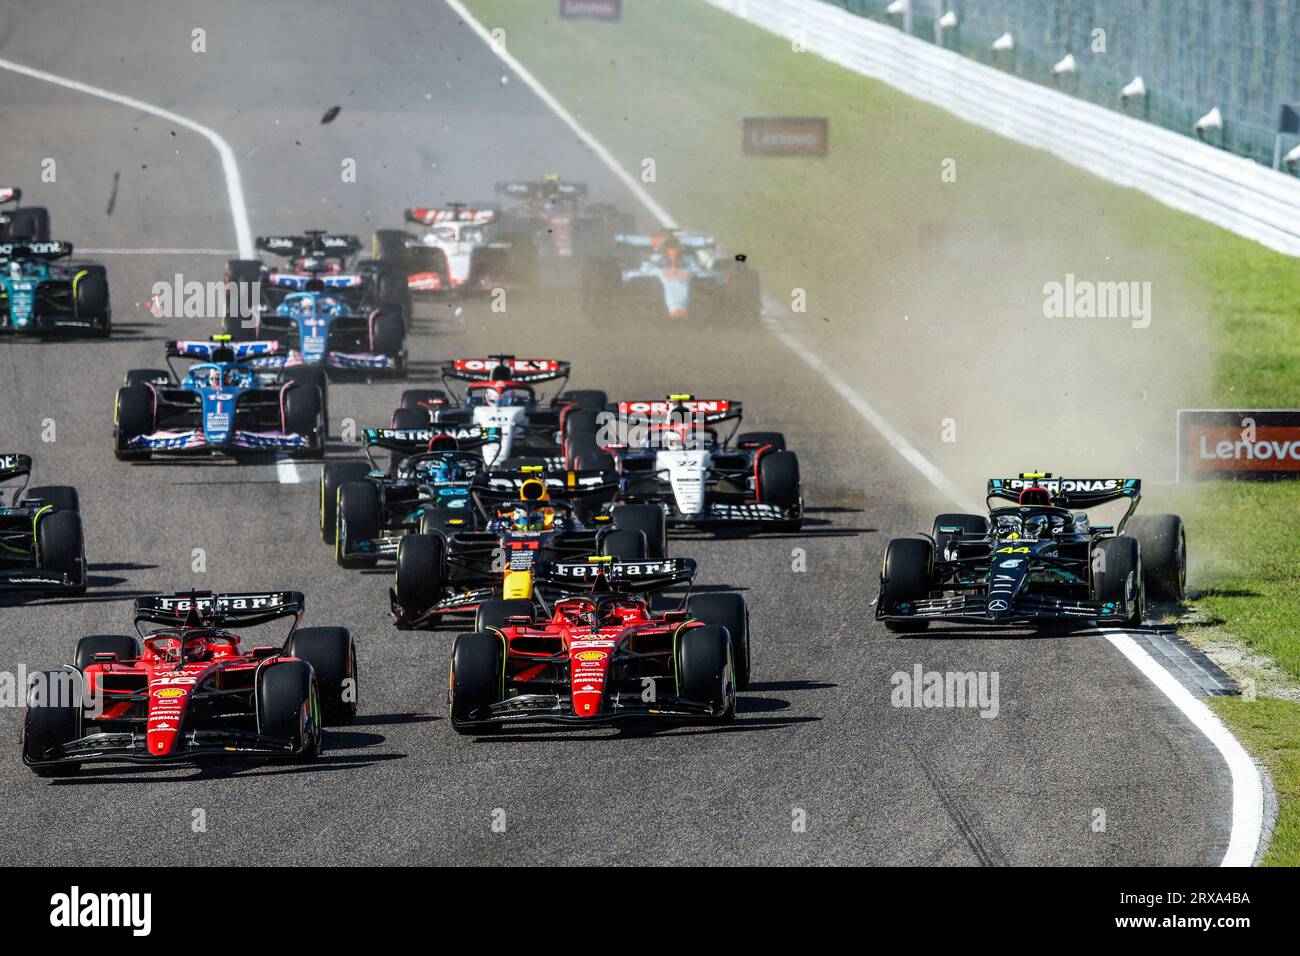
{"left": 22, "top": 590, "right": 357, "bottom": 776}
{"left": 447, "top": 557, "right": 750, "bottom": 733}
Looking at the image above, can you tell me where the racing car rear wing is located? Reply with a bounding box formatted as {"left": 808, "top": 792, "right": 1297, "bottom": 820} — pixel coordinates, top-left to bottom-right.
{"left": 362, "top": 426, "right": 502, "bottom": 467}
{"left": 441, "top": 356, "right": 570, "bottom": 385}
{"left": 168, "top": 339, "right": 284, "bottom": 362}
{"left": 406, "top": 206, "right": 498, "bottom": 226}
{"left": 495, "top": 179, "right": 586, "bottom": 199}
{"left": 0, "top": 453, "right": 33, "bottom": 483}
{"left": 986, "top": 475, "right": 1142, "bottom": 509}
{"left": 134, "top": 591, "right": 305, "bottom": 630}
{"left": 535, "top": 557, "right": 697, "bottom": 594}
{"left": 256, "top": 233, "right": 362, "bottom": 257}
{"left": 617, "top": 397, "right": 741, "bottom": 426}
{"left": 473, "top": 468, "right": 619, "bottom": 505}
{"left": 0, "top": 240, "right": 72, "bottom": 260}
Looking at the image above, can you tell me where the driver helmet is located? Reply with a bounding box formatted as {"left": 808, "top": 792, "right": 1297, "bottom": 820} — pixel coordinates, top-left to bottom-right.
{"left": 510, "top": 505, "right": 554, "bottom": 532}
{"left": 994, "top": 514, "right": 1022, "bottom": 539}
{"left": 222, "top": 367, "right": 247, "bottom": 388}
{"left": 1023, "top": 515, "right": 1051, "bottom": 539}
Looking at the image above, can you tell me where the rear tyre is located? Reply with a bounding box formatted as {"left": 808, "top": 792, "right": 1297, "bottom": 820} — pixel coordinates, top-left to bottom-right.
{"left": 335, "top": 481, "right": 381, "bottom": 568}
{"left": 370, "top": 310, "right": 405, "bottom": 369}
{"left": 1125, "top": 514, "right": 1186, "bottom": 602}
{"left": 123, "top": 368, "right": 170, "bottom": 388}
{"left": 320, "top": 461, "right": 371, "bottom": 543}
{"left": 599, "top": 527, "right": 647, "bottom": 561}
{"left": 388, "top": 407, "right": 429, "bottom": 470}
{"left": 611, "top": 503, "right": 666, "bottom": 560}
{"left": 24, "top": 486, "right": 79, "bottom": 513}
{"left": 23, "top": 671, "right": 81, "bottom": 777}
{"left": 373, "top": 230, "right": 411, "bottom": 271}
{"left": 880, "top": 538, "right": 933, "bottom": 633}
{"left": 399, "top": 389, "right": 448, "bottom": 417}
{"left": 1091, "top": 536, "right": 1145, "bottom": 627}
{"left": 449, "top": 631, "right": 506, "bottom": 733}
{"left": 557, "top": 389, "right": 608, "bottom": 412}
{"left": 37, "top": 511, "right": 84, "bottom": 591}
{"left": 285, "top": 627, "right": 358, "bottom": 725}
{"left": 676, "top": 625, "right": 735, "bottom": 722}
{"left": 256, "top": 661, "right": 321, "bottom": 762}
{"left": 284, "top": 383, "right": 324, "bottom": 457}
{"left": 8, "top": 206, "right": 51, "bottom": 241}
{"left": 394, "top": 534, "right": 446, "bottom": 618}
{"left": 687, "top": 592, "right": 751, "bottom": 689}
{"left": 74, "top": 635, "right": 140, "bottom": 671}
{"left": 736, "top": 431, "right": 786, "bottom": 452}
{"left": 282, "top": 366, "right": 330, "bottom": 436}
{"left": 114, "top": 385, "right": 154, "bottom": 460}
{"left": 475, "top": 598, "right": 535, "bottom": 632}
{"left": 757, "top": 450, "right": 801, "bottom": 526}
{"left": 931, "top": 513, "right": 990, "bottom": 557}
{"left": 223, "top": 259, "right": 264, "bottom": 326}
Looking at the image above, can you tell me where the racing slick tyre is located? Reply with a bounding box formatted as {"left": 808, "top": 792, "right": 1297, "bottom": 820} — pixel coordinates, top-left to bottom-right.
{"left": 388, "top": 407, "right": 429, "bottom": 470}
{"left": 284, "top": 382, "right": 324, "bottom": 458}
{"left": 123, "top": 368, "right": 170, "bottom": 388}
{"left": 563, "top": 407, "right": 602, "bottom": 467}
{"left": 7, "top": 206, "right": 50, "bottom": 241}
{"left": 576, "top": 451, "right": 618, "bottom": 478}
{"left": 24, "top": 485, "right": 79, "bottom": 513}
{"left": 880, "top": 538, "right": 934, "bottom": 633}
{"left": 372, "top": 229, "right": 412, "bottom": 271}
{"left": 449, "top": 631, "right": 506, "bottom": 733}
{"left": 283, "top": 366, "right": 330, "bottom": 436}
{"left": 335, "top": 481, "right": 381, "bottom": 569}
{"left": 600, "top": 528, "right": 648, "bottom": 561}
{"left": 395, "top": 534, "right": 446, "bottom": 618}
{"left": 37, "top": 511, "right": 84, "bottom": 592}
{"left": 114, "top": 385, "right": 155, "bottom": 460}
{"left": 320, "top": 461, "right": 371, "bottom": 544}
{"left": 223, "top": 258, "right": 264, "bottom": 326}
{"left": 370, "top": 308, "right": 406, "bottom": 376}
{"left": 399, "top": 388, "right": 448, "bottom": 418}
{"left": 612, "top": 503, "right": 667, "bottom": 560}
{"left": 676, "top": 626, "right": 736, "bottom": 723}
{"left": 1091, "top": 536, "right": 1145, "bottom": 627}
{"left": 1125, "top": 514, "right": 1186, "bottom": 602}
{"left": 72, "top": 270, "right": 111, "bottom": 336}
{"left": 475, "top": 598, "right": 535, "bottom": 632}
{"left": 256, "top": 660, "right": 321, "bottom": 762}
{"left": 376, "top": 269, "right": 412, "bottom": 323}
{"left": 285, "top": 627, "right": 358, "bottom": 726}
{"left": 687, "top": 593, "right": 751, "bottom": 689}
{"left": 557, "top": 389, "right": 609, "bottom": 412}
{"left": 757, "top": 450, "right": 802, "bottom": 529}
{"left": 418, "top": 505, "right": 470, "bottom": 537}
{"left": 23, "top": 671, "right": 81, "bottom": 777}
{"left": 737, "top": 431, "right": 786, "bottom": 452}
{"left": 931, "top": 513, "right": 990, "bottom": 557}
{"left": 74, "top": 635, "right": 140, "bottom": 671}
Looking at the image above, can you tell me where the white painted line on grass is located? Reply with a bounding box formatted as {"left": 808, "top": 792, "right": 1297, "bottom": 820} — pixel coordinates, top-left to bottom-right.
{"left": 0, "top": 57, "right": 254, "bottom": 258}
{"left": 447, "top": 0, "right": 1268, "bottom": 866}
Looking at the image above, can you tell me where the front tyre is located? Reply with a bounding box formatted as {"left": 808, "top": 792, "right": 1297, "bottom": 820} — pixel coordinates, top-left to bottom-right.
{"left": 449, "top": 631, "right": 506, "bottom": 733}
{"left": 676, "top": 625, "right": 735, "bottom": 723}
{"left": 880, "top": 538, "right": 933, "bottom": 633}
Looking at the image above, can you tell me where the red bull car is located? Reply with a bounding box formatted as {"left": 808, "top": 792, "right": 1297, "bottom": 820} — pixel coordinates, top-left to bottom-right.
{"left": 22, "top": 591, "right": 357, "bottom": 775}
{"left": 447, "top": 557, "right": 749, "bottom": 733}
{"left": 495, "top": 176, "right": 634, "bottom": 259}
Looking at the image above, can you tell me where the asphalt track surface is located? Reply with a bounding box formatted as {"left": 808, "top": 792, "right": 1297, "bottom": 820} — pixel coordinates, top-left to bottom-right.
{"left": 0, "top": 0, "right": 1232, "bottom": 865}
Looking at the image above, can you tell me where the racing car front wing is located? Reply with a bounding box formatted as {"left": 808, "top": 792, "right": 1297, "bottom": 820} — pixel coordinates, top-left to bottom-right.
{"left": 0, "top": 566, "right": 85, "bottom": 593}
{"left": 876, "top": 592, "right": 1134, "bottom": 626}
{"left": 664, "top": 499, "right": 803, "bottom": 528}
{"left": 456, "top": 690, "right": 728, "bottom": 728}
{"left": 125, "top": 429, "right": 315, "bottom": 454}
{"left": 287, "top": 349, "right": 403, "bottom": 373}
{"left": 22, "top": 727, "right": 312, "bottom": 768}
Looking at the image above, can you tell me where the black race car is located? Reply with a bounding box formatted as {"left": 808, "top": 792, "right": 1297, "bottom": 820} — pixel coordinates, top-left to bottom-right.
{"left": 876, "top": 473, "right": 1187, "bottom": 631}
{"left": 0, "top": 454, "right": 86, "bottom": 595}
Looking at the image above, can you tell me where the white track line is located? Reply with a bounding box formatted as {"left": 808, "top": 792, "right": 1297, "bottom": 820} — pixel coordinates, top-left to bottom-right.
{"left": 0, "top": 57, "right": 253, "bottom": 260}
{"left": 447, "top": 0, "right": 1267, "bottom": 866}
{"left": 0, "top": 58, "right": 308, "bottom": 482}
{"left": 78, "top": 248, "right": 239, "bottom": 256}
{"left": 1102, "top": 630, "right": 1263, "bottom": 866}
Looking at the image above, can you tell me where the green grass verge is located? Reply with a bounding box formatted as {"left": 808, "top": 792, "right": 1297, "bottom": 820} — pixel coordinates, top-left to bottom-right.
{"left": 467, "top": 0, "right": 1300, "bottom": 861}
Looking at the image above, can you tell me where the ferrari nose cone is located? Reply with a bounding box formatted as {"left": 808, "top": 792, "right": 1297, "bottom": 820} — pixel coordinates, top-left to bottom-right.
{"left": 569, "top": 643, "right": 612, "bottom": 718}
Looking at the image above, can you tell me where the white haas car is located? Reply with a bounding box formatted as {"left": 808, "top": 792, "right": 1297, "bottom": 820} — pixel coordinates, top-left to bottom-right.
{"left": 563, "top": 394, "right": 802, "bottom": 531}
{"left": 389, "top": 356, "right": 608, "bottom": 468}
{"left": 371, "top": 204, "right": 537, "bottom": 296}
